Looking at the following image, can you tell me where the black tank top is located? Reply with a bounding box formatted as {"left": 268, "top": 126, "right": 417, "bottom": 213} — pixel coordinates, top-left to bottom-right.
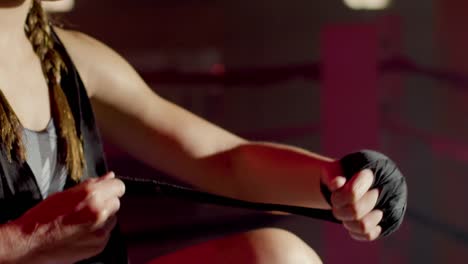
{"left": 0, "top": 29, "right": 128, "bottom": 263}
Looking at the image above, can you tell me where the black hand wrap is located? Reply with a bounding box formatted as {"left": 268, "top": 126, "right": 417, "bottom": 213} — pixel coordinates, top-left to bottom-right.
{"left": 321, "top": 150, "right": 408, "bottom": 238}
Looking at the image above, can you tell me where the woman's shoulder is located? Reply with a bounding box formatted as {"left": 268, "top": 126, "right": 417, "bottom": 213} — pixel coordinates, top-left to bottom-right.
{"left": 53, "top": 27, "right": 135, "bottom": 97}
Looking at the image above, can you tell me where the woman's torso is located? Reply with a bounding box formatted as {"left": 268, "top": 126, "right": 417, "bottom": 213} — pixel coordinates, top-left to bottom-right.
{"left": 0, "top": 28, "right": 128, "bottom": 264}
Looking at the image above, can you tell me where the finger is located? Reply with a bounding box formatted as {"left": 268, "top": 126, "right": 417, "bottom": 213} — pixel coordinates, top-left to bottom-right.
{"left": 72, "top": 196, "right": 120, "bottom": 227}
{"left": 76, "top": 175, "right": 125, "bottom": 204}
{"left": 67, "top": 182, "right": 122, "bottom": 225}
{"left": 349, "top": 225, "right": 382, "bottom": 241}
{"left": 332, "top": 169, "right": 374, "bottom": 207}
{"left": 333, "top": 188, "right": 379, "bottom": 221}
{"left": 99, "top": 171, "right": 115, "bottom": 180}
{"left": 328, "top": 176, "right": 347, "bottom": 192}
{"left": 92, "top": 178, "right": 126, "bottom": 200}
{"left": 89, "top": 189, "right": 122, "bottom": 225}
{"left": 321, "top": 161, "right": 346, "bottom": 192}
{"left": 72, "top": 215, "right": 117, "bottom": 248}
{"left": 49, "top": 179, "right": 101, "bottom": 211}
{"left": 72, "top": 177, "right": 99, "bottom": 193}
{"left": 104, "top": 196, "right": 121, "bottom": 217}
{"left": 92, "top": 214, "right": 118, "bottom": 235}
{"left": 343, "top": 209, "right": 383, "bottom": 233}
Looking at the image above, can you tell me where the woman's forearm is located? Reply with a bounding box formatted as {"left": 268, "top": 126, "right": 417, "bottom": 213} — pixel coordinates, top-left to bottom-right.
{"left": 198, "top": 141, "right": 342, "bottom": 210}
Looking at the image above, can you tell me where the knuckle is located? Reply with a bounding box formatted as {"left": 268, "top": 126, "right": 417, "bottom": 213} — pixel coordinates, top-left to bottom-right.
{"left": 347, "top": 204, "right": 361, "bottom": 219}
{"left": 86, "top": 194, "right": 100, "bottom": 209}
{"left": 330, "top": 192, "right": 341, "bottom": 206}
{"left": 332, "top": 207, "right": 343, "bottom": 220}
{"left": 351, "top": 181, "right": 367, "bottom": 199}
{"left": 96, "top": 210, "right": 107, "bottom": 222}
{"left": 360, "top": 169, "right": 373, "bottom": 181}
{"left": 332, "top": 190, "right": 350, "bottom": 207}
{"left": 108, "top": 199, "right": 121, "bottom": 216}
{"left": 114, "top": 199, "right": 121, "bottom": 211}
{"left": 348, "top": 232, "right": 366, "bottom": 241}
{"left": 82, "top": 184, "right": 97, "bottom": 198}
{"left": 349, "top": 231, "right": 364, "bottom": 242}
{"left": 95, "top": 227, "right": 112, "bottom": 239}
{"left": 82, "top": 178, "right": 96, "bottom": 187}
{"left": 361, "top": 168, "right": 371, "bottom": 175}
{"left": 92, "top": 230, "right": 107, "bottom": 240}
{"left": 84, "top": 204, "right": 103, "bottom": 223}
{"left": 370, "top": 188, "right": 380, "bottom": 201}
{"left": 363, "top": 232, "right": 373, "bottom": 241}
{"left": 358, "top": 220, "right": 370, "bottom": 233}
{"left": 350, "top": 176, "right": 361, "bottom": 189}
{"left": 90, "top": 243, "right": 107, "bottom": 255}
{"left": 341, "top": 185, "right": 360, "bottom": 204}
{"left": 342, "top": 221, "right": 354, "bottom": 232}
{"left": 117, "top": 180, "right": 126, "bottom": 194}
{"left": 348, "top": 190, "right": 360, "bottom": 203}
{"left": 376, "top": 210, "right": 384, "bottom": 222}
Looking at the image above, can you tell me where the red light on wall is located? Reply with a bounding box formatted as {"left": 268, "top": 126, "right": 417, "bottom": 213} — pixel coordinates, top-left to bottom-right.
{"left": 210, "top": 63, "right": 225, "bottom": 75}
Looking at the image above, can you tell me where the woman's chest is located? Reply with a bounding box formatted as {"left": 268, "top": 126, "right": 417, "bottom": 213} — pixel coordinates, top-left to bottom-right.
{"left": 0, "top": 65, "right": 52, "bottom": 131}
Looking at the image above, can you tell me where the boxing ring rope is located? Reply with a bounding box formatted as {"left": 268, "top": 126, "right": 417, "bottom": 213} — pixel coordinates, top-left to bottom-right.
{"left": 139, "top": 54, "right": 468, "bottom": 162}
{"left": 139, "top": 63, "right": 321, "bottom": 86}
{"left": 139, "top": 55, "right": 468, "bottom": 91}
{"left": 385, "top": 116, "right": 468, "bottom": 164}
{"left": 134, "top": 53, "right": 468, "bottom": 245}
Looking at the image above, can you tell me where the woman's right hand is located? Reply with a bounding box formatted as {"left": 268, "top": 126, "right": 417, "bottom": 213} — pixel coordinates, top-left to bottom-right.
{"left": 13, "top": 171, "right": 125, "bottom": 264}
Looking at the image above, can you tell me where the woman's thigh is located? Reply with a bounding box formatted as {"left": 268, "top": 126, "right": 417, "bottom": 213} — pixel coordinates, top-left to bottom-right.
{"left": 147, "top": 228, "right": 322, "bottom": 264}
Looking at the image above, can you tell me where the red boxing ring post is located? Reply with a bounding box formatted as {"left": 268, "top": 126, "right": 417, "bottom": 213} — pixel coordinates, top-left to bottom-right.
{"left": 321, "top": 23, "right": 381, "bottom": 263}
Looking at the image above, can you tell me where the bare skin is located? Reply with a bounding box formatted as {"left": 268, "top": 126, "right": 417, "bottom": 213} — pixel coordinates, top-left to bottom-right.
{"left": 0, "top": 0, "right": 383, "bottom": 263}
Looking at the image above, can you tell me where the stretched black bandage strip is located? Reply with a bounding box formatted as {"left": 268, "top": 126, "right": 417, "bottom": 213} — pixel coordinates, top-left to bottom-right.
{"left": 118, "top": 175, "right": 340, "bottom": 223}
{"left": 118, "top": 150, "right": 407, "bottom": 239}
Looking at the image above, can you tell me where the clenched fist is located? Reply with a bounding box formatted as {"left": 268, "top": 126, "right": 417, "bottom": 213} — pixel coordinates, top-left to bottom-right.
{"left": 323, "top": 165, "right": 382, "bottom": 241}
{"left": 14, "top": 172, "right": 125, "bottom": 264}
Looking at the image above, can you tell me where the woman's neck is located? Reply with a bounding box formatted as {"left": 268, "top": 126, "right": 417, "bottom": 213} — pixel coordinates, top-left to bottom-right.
{"left": 0, "top": 0, "right": 33, "bottom": 53}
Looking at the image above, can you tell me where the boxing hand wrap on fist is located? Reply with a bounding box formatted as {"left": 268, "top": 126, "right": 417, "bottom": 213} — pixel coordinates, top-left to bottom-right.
{"left": 321, "top": 150, "right": 408, "bottom": 238}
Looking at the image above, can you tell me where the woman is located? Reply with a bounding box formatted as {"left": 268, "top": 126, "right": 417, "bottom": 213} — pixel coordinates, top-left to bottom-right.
{"left": 0, "top": 0, "right": 384, "bottom": 263}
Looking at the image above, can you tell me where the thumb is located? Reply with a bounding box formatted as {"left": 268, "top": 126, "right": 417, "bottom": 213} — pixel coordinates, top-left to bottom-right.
{"left": 99, "top": 171, "right": 115, "bottom": 181}
{"left": 321, "top": 160, "right": 346, "bottom": 192}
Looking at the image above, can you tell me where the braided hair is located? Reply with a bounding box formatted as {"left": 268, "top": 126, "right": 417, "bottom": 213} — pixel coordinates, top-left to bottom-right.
{"left": 0, "top": 0, "right": 85, "bottom": 182}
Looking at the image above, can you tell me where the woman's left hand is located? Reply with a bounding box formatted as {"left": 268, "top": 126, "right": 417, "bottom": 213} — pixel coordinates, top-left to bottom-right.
{"left": 323, "top": 167, "right": 383, "bottom": 241}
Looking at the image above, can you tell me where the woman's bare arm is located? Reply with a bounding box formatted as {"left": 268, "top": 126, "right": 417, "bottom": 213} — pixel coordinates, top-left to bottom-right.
{"left": 55, "top": 28, "right": 339, "bottom": 209}
{"left": 55, "top": 28, "right": 385, "bottom": 241}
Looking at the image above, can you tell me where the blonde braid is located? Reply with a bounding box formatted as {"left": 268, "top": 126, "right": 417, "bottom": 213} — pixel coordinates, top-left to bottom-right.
{"left": 0, "top": 92, "right": 25, "bottom": 162}
{"left": 24, "top": 0, "right": 85, "bottom": 182}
